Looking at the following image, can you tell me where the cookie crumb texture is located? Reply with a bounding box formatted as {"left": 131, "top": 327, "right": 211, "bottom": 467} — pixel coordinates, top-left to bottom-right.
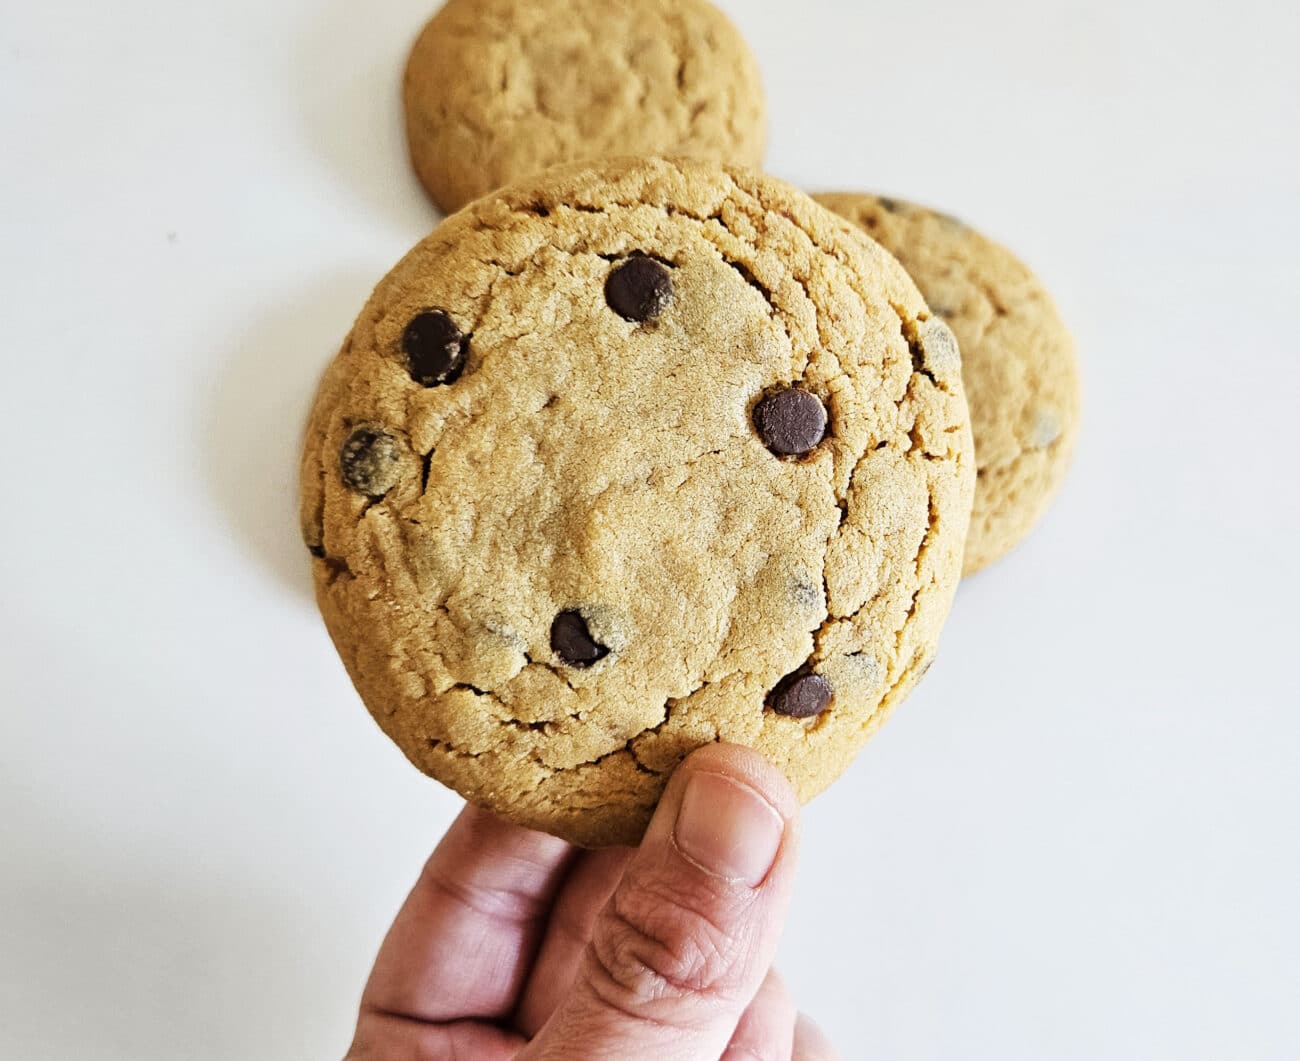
{"left": 404, "top": 0, "right": 767, "bottom": 214}
{"left": 815, "top": 193, "right": 1080, "bottom": 575}
{"left": 302, "top": 159, "right": 974, "bottom": 846}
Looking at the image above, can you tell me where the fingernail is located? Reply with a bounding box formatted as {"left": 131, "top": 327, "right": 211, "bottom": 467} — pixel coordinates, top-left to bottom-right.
{"left": 674, "top": 771, "right": 785, "bottom": 887}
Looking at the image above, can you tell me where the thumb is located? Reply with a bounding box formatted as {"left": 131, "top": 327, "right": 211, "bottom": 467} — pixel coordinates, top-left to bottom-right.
{"left": 521, "top": 743, "right": 801, "bottom": 1060}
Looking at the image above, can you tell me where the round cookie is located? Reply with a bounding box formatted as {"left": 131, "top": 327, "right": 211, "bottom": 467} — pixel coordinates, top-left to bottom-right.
{"left": 301, "top": 158, "right": 975, "bottom": 847}
{"left": 403, "top": 0, "right": 767, "bottom": 214}
{"left": 814, "top": 193, "right": 1080, "bottom": 575}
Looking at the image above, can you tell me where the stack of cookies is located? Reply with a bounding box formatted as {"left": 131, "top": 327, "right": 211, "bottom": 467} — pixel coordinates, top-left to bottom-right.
{"left": 301, "top": 0, "right": 1080, "bottom": 846}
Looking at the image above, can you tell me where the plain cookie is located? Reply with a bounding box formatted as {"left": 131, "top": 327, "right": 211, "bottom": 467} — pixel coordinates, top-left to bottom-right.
{"left": 302, "top": 158, "right": 975, "bottom": 846}
{"left": 815, "top": 193, "right": 1080, "bottom": 575}
{"left": 403, "top": 0, "right": 767, "bottom": 214}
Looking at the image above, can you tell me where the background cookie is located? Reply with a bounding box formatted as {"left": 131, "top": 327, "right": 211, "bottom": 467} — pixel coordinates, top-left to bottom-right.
{"left": 815, "top": 193, "right": 1080, "bottom": 575}
{"left": 403, "top": 0, "right": 767, "bottom": 214}
{"left": 302, "top": 158, "right": 975, "bottom": 846}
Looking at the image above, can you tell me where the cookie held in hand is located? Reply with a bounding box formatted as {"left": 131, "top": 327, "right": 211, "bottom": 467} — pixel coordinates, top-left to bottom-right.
{"left": 302, "top": 159, "right": 975, "bottom": 846}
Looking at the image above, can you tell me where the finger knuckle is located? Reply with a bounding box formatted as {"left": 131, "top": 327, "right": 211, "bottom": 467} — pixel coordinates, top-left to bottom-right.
{"left": 588, "top": 873, "right": 751, "bottom": 1011}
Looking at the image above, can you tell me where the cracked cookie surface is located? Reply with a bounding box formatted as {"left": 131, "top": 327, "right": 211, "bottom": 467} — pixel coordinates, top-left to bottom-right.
{"left": 302, "top": 158, "right": 975, "bottom": 846}
{"left": 815, "top": 193, "right": 1080, "bottom": 575}
{"left": 403, "top": 0, "right": 767, "bottom": 214}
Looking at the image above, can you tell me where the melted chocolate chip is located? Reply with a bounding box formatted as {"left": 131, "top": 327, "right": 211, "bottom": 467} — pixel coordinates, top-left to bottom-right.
{"left": 340, "top": 427, "right": 403, "bottom": 498}
{"left": 402, "top": 310, "right": 468, "bottom": 387}
{"left": 793, "top": 581, "right": 823, "bottom": 610}
{"left": 916, "top": 318, "right": 961, "bottom": 381}
{"left": 605, "top": 255, "right": 673, "bottom": 323}
{"left": 1028, "top": 408, "right": 1061, "bottom": 448}
{"left": 551, "top": 610, "right": 610, "bottom": 668}
{"left": 753, "top": 387, "right": 828, "bottom": 457}
{"left": 768, "top": 671, "right": 833, "bottom": 719}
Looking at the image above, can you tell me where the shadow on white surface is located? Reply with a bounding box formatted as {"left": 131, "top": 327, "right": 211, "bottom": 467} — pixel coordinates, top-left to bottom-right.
{"left": 202, "top": 0, "right": 445, "bottom": 597}
{"left": 204, "top": 272, "right": 379, "bottom": 598}
{"left": 294, "top": 0, "right": 441, "bottom": 238}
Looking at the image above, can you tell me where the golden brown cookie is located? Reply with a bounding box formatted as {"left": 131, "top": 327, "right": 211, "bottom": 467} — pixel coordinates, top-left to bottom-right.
{"left": 403, "top": 0, "right": 767, "bottom": 214}
{"left": 302, "top": 159, "right": 975, "bottom": 846}
{"left": 816, "top": 193, "right": 1080, "bottom": 574}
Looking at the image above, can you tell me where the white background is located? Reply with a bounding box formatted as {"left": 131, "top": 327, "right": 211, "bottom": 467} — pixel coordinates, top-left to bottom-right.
{"left": 2, "top": 0, "right": 1298, "bottom": 1057}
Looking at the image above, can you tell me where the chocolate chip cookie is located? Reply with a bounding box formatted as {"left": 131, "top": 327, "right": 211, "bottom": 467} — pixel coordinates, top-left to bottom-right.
{"left": 302, "top": 158, "right": 975, "bottom": 846}
{"left": 403, "top": 0, "right": 767, "bottom": 214}
{"left": 815, "top": 193, "right": 1080, "bottom": 575}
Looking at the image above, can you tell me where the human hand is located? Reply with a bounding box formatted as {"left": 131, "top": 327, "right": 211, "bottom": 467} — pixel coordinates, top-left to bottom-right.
{"left": 345, "top": 743, "right": 840, "bottom": 1059}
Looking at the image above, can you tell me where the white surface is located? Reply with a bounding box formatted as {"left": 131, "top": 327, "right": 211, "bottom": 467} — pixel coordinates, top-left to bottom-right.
{"left": 2, "top": 0, "right": 1297, "bottom": 1057}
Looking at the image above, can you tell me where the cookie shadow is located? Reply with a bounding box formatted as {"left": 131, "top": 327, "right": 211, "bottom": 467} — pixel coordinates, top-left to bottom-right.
{"left": 294, "top": 0, "right": 442, "bottom": 236}
{"left": 204, "top": 273, "right": 379, "bottom": 597}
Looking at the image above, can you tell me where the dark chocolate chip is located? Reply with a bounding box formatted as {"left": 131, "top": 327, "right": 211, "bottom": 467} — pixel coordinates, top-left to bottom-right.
{"left": 340, "top": 426, "right": 403, "bottom": 498}
{"left": 402, "top": 310, "right": 468, "bottom": 387}
{"left": 878, "top": 197, "right": 903, "bottom": 213}
{"left": 768, "top": 671, "right": 833, "bottom": 719}
{"left": 753, "top": 387, "right": 828, "bottom": 457}
{"left": 551, "top": 610, "right": 610, "bottom": 668}
{"left": 605, "top": 255, "right": 673, "bottom": 323}
{"left": 308, "top": 545, "right": 326, "bottom": 559}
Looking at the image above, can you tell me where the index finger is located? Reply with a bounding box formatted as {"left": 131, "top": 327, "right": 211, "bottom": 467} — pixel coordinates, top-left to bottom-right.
{"left": 359, "top": 803, "right": 576, "bottom": 1025}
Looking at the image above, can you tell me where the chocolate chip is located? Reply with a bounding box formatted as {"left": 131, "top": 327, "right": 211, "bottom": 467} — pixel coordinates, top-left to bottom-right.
{"left": 793, "top": 581, "right": 823, "bottom": 610}
{"left": 606, "top": 255, "right": 673, "bottom": 323}
{"left": 753, "top": 387, "right": 828, "bottom": 457}
{"left": 878, "top": 197, "right": 903, "bottom": 213}
{"left": 340, "top": 426, "right": 403, "bottom": 498}
{"left": 551, "top": 610, "right": 610, "bottom": 668}
{"left": 918, "top": 318, "right": 961, "bottom": 379}
{"left": 402, "top": 310, "right": 468, "bottom": 387}
{"left": 768, "top": 671, "right": 833, "bottom": 719}
{"left": 1031, "top": 410, "right": 1063, "bottom": 449}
